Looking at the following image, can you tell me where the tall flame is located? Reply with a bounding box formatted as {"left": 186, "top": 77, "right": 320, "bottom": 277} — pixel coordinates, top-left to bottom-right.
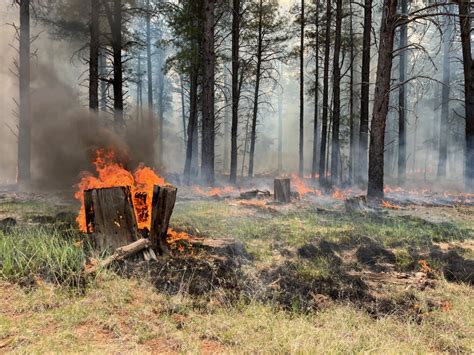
{"left": 74, "top": 148, "right": 166, "bottom": 232}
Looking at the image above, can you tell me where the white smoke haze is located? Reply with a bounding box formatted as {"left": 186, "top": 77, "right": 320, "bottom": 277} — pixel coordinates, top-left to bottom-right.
{"left": 0, "top": 0, "right": 470, "bottom": 193}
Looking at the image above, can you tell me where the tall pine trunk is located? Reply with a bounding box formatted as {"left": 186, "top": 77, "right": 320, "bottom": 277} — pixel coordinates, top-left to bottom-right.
{"left": 248, "top": 0, "right": 263, "bottom": 178}
{"left": 104, "top": 0, "right": 124, "bottom": 126}
{"left": 99, "top": 48, "right": 108, "bottom": 112}
{"left": 184, "top": 69, "right": 199, "bottom": 184}
{"left": 319, "top": 0, "right": 331, "bottom": 181}
{"left": 437, "top": 5, "right": 453, "bottom": 178}
{"left": 397, "top": 0, "right": 408, "bottom": 183}
{"left": 311, "top": 0, "right": 320, "bottom": 179}
{"left": 299, "top": 0, "right": 305, "bottom": 177}
{"left": 230, "top": 0, "right": 240, "bottom": 184}
{"left": 146, "top": 0, "right": 155, "bottom": 165}
{"left": 89, "top": 0, "right": 100, "bottom": 112}
{"left": 459, "top": 0, "right": 474, "bottom": 190}
{"left": 223, "top": 66, "right": 230, "bottom": 171}
{"left": 367, "top": 0, "right": 398, "bottom": 200}
{"left": 348, "top": 0, "right": 355, "bottom": 183}
{"left": 330, "top": 0, "right": 342, "bottom": 184}
{"left": 358, "top": 0, "right": 372, "bottom": 184}
{"left": 201, "top": 0, "right": 215, "bottom": 185}
{"left": 17, "top": 0, "right": 31, "bottom": 187}
{"left": 180, "top": 75, "right": 187, "bottom": 147}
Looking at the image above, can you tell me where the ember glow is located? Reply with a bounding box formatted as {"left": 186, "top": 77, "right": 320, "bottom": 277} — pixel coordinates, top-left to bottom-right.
{"left": 75, "top": 148, "right": 167, "bottom": 232}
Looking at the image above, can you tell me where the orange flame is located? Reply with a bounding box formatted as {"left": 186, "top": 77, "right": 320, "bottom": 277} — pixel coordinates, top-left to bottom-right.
{"left": 193, "top": 186, "right": 235, "bottom": 197}
{"left": 74, "top": 148, "right": 167, "bottom": 232}
{"left": 331, "top": 189, "right": 346, "bottom": 200}
{"left": 381, "top": 200, "right": 401, "bottom": 209}
{"left": 290, "top": 174, "right": 322, "bottom": 196}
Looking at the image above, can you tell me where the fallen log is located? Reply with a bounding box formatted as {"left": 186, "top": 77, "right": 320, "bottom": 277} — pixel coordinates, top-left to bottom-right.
{"left": 84, "top": 186, "right": 139, "bottom": 253}
{"left": 150, "top": 185, "right": 178, "bottom": 252}
{"left": 274, "top": 178, "right": 291, "bottom": 203}
{"left": 84, "top": 238, "right": 152, "bottom": 274}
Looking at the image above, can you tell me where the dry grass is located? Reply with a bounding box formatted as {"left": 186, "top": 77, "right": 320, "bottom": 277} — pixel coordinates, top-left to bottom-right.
{"left": 0, "top": 275, "right": 472, "bottom": 353}
{"left": 0, "top": 199, "right": 473, "bottom": 353}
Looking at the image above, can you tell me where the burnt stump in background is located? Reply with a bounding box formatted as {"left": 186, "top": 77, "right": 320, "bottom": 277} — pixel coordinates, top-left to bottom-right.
{"left": 274, "top": 178, "right": 291, "bottom": 203}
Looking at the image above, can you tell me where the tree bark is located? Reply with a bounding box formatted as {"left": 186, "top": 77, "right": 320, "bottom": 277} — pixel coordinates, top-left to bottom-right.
{"left": 201, "top": 0, "right": 215, "bottom": 185}
{"left": 367, "top": 0, "right": 398, "bottom": 200}
{"left": 398, "top": 0, "right": 408, "bottom": 183}
{"left": 330, "top": 0, "right": 342, "bottom": 184}
{"left": 319, "top": 0, "right": 331, "bottom": 181}
{"left": 89, "top": 0, "right": 100, "bottom": 112}
{"left": 299, "top": 0, "right": 305, "bottom": 178}
{"left": 18, "top": 0, "right": 31, "bottom": 188}
{"left": 150, "top": 185, "right": 177, "bottom": 252}
{"left": 358, "top": 0, "right": 372, "bottom": 184}
{"left": 84, "top": 187, "right": 139, "bottom": 254}
{"left": 459, "top": 0, "right": 474, "bottom": 190}
{"left": 230, "top": 0, "right": 240, "bottom": 184}
{"left": 248, "top": 0, "right": 263, "bottom": 178}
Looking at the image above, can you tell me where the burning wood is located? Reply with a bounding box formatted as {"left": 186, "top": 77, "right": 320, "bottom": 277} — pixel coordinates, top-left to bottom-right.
{"left": 76, "top": 148, "right": 178, "bottom": 258}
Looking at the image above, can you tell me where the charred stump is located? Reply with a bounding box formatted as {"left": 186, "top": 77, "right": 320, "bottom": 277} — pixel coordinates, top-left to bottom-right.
{"left": 150, "top": 185, "right": 178, "bottom": 252}
{"left": 274, "top": 178, "right": 291, "bottom": 203}
{"left": 84, "top": 186, "right": 139, "bottom": 253}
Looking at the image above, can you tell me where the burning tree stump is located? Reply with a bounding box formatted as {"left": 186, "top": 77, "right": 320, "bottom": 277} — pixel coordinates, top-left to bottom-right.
{"left": 150, "top": 185, "right": 178, "bottom": 252}
{"left": 274, "top": 178, "right": 291, "bottom": 203}
{"left": 84, "top": 186, "right": 139, "bottom": 253}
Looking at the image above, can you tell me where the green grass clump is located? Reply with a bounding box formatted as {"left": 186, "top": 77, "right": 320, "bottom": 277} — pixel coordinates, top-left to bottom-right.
{"left": 0, "top": 227, "right": 87, "bottom": 286}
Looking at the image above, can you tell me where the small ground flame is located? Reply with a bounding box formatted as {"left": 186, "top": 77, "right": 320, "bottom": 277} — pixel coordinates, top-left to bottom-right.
{"left": 381, "top": 200, "right": 401, "bottom": 209}
{"left": 75, "top": 148, "right": 167, "bottom": 232}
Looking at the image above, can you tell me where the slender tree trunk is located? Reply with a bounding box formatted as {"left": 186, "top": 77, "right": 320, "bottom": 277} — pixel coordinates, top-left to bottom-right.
{"left": 180, "top": 75, "right": 188, "bottom": 148}
{"left": 104, "top": 0, "right": 124, "bottom": 126}
{"left": 17, "top": 0, "right": 31, "bottom": 187}
{"left": 184, "top": 70, "right": 199, "bottom": 184}
{"left": 348, "top": 0, "right": 355, "bottom": 183}
{"left": 230, "top": 0, "right": 240, "bottom": 184}
{"left": 358, "top": 0, "right": 372, "bottom": 184}
{"left": 136, "top": 56, "right": 143, "bottom": 121}
{"left": 299, "top": 0, "right": 305, "bottom": 177}
{"left": 458, "top": 1, "right": 474, "bottom": 190}
{"left": 398, "top": 0, "right": 408, "bottom": 184}
{"left": 437, "top": 5, "right": 453, "bottom": 178}
{"left": 223, "top": 66, "right": 230, "bottom": 172}
{"left": 248, "top": 0, "right": 263, "bottom": 178}
{"left": 330, "top": 0, "right": 342, "bottom": 184}
{"left": 146, "top": 0, "right": 155, "bottom": 165}
{"left": 278, "top": 79, "right": 283, "bottom": 173}
{"left": 311, "top": 0, "right": 320, "bottom": 180}
{"left": 367, "top": 0, "right": 398, "bottom": 200}
{"left": 201, "top": 0, "right": 215, "bottom": 185}
{"left": 89, "top": 0, "right": 100, "bottom": 112}
{"left": 319, "top": 0, "right": 331, "bottom": 181}
{"left": 99, "top": 49, "right": 108, "bottom": 112}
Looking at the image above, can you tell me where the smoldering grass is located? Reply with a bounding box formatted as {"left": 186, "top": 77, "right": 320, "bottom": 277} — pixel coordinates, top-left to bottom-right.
{"left": 0, "top": 226, "right": 88, "bottom": 286}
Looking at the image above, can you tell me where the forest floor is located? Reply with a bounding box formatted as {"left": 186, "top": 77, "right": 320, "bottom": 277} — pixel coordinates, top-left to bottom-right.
{"left": 0, "top": 188, "right": 473, "bottom": 353}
